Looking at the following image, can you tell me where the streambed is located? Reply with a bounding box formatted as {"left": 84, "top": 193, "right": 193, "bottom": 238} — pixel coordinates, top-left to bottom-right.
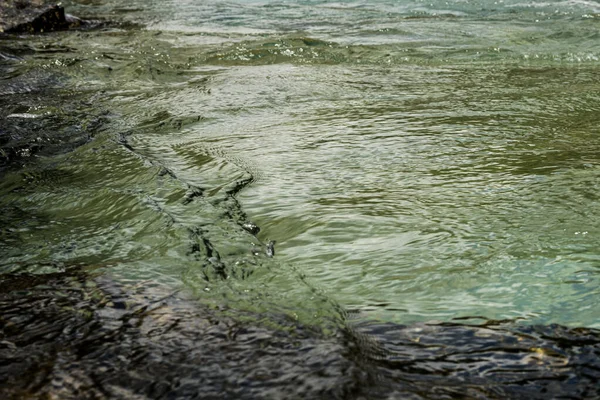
{"left": 1, "top": 0, "right": 599, "bottom": 398}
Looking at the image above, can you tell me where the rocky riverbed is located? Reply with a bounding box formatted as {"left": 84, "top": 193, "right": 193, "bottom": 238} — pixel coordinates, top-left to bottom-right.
{"left": 2, "top": 0, "right": 600, "bottom": 398}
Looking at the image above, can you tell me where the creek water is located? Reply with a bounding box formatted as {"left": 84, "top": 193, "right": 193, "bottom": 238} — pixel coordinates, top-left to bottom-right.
{"left": 1, "top": 0, "right": 599, "bottom": 398}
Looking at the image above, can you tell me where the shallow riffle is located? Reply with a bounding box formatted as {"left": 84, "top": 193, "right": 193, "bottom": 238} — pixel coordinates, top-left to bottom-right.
{"left": 1, "top": 0, "right": 600, "bottom": 398}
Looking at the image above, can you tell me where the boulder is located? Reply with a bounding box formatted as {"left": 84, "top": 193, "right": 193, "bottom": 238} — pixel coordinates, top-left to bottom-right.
{"left": 0, "top": 0, "right": 84, "bottom": 33}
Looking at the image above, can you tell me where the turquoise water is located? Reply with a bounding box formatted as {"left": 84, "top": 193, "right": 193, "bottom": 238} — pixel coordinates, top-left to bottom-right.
{"left": 1, "top": 0, "right": 599, "bottom": 332}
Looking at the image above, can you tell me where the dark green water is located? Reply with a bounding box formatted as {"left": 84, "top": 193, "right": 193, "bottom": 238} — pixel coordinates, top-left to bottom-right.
{"left": 1, "top": 0, "right": 599, "bottom": 398}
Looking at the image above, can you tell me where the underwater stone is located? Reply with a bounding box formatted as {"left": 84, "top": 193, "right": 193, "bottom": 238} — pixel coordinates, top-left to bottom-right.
{"left": 266, "top": 240, "right": 276, "bottom": 257}
{"left": 242, "top": 222, "right": 261, "bottom": 236}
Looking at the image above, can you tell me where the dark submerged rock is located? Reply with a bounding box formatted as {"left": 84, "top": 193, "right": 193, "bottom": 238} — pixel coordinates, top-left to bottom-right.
{"left": 0, "top": 91, "right": 107, "bottom": 175}
{"left": 266, "top": 240, "right": 276, "bottom": 257}
{"left": 241, "top": 221, "right": 261, "bottom": 236}
{"left": 0, "top": 0, "right": 87, "bottom": 33}
{"left": 0, "top": 266, "right": 599, "bottom": 399}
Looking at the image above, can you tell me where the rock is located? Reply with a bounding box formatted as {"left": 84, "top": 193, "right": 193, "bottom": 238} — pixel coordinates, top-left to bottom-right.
{"left": 266, "top": 240, "right": 276, "bottom": 257}
{"left": 0, "top": 0, "right": 85, "bottom": 33}
{"left": 241, "top": 221, "right": 261, "bottom": 236}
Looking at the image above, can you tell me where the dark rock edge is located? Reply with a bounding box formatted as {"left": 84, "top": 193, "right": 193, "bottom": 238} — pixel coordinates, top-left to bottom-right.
{"left": 0, "top": 0, "right": 90, "bottom": 34}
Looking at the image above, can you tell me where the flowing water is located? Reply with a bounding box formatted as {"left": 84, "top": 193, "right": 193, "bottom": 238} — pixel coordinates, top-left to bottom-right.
{"left": 1, "top": 0, "right": 600, "bottom": 398}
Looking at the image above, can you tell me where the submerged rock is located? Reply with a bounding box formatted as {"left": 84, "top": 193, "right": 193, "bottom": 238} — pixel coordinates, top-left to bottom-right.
{"left": 241, "top": 221, "right": 261, "bottom": 236}
{"left": 0, "top": 0, "right": 85, "bottom": 33}
{"left": 0, "top": 266, "right": 599, "bottom": 399}
{"left": 266, "top": 240, "right": 276, "bottom": 257}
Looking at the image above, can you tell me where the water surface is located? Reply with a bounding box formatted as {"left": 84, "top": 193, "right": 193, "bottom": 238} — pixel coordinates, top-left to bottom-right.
{"left": 1, "top": 0, "right": 599, "bottom": 397}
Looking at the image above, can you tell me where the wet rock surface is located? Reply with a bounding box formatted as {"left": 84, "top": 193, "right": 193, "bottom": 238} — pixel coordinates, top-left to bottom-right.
{"left": 0, "top": 103, "right": 107, "bottom": 175}
{"left": 0, "top": 64, "right": 108, "bottom": 175}
{"left": 350, "top": 320, "right": 600, "bottom": 399}
{"left": 0, "top": 0, "right": 89, "bottom": 34}
{"left": 0, "top": 2, "right": 108, "bottom": 175}
{"left": 0, "top": 267, "right": 599, "bottom": 400}
{"left": 0, "top": 267, "right": 359, "bottom": 400}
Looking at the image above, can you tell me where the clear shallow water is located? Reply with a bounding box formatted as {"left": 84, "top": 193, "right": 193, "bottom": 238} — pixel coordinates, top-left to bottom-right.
{"left": 1, "top": 1, "right": 600, "bottom": 396}
{"left": 0, "top": 0, "right": 600, "bottom": 399}
{"left": 1, "top": 0, "right": 600, "bottom": 327}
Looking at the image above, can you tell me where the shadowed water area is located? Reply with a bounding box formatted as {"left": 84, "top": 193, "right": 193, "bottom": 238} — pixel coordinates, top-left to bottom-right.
{"left": 1, "top": 0, "right": 599, "bottom": 398}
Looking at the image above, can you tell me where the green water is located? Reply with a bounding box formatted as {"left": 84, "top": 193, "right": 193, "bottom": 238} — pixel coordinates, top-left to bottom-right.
{"left": 1, "top": 0, "right": 599, "bottom": 331}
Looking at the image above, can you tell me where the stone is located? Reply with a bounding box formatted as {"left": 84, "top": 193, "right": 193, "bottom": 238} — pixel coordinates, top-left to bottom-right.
{"left": 0, "top": 0, "right": 83, "bottom": 33}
